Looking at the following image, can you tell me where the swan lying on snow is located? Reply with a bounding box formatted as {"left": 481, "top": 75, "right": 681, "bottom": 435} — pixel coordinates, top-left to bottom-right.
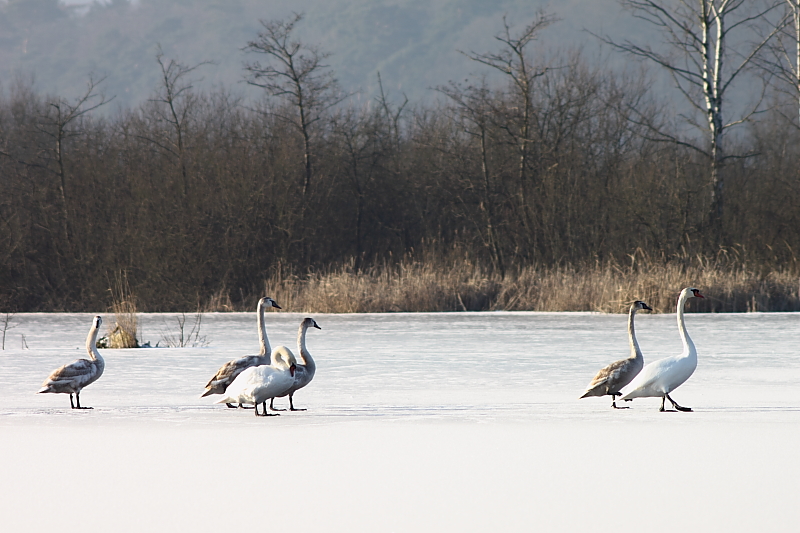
{"left": 580, "top": 300, "right": 651, "bottom": 408}
{"left": 216, "top": 348, "right": 297, "bottom": 417}
{"left": 620, "top": 287, "right": 705, "bottom": 412}
{"left": 201, "top": 296, "right": 281, "bottom": 407}
{"left": 38, "top": 316, "right": 105, "bottom": 409}
{"left": 270, "top": 317, "right": 320, "bottom": 411}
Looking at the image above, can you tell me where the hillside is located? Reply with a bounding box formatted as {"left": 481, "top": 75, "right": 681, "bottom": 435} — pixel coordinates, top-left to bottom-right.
{"left": 0, "top": 0, "right": 635, "bottom": 108}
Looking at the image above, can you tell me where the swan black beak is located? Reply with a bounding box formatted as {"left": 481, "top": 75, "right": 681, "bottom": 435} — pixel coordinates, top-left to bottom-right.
{"left": 272, "top": 303, "right": 282, "bottom": 309}
{"left": 314, "top": 324, "right": 321, "bottom": 330}
{"left": 643, "top": 304, "right": 653, "bottom": 311}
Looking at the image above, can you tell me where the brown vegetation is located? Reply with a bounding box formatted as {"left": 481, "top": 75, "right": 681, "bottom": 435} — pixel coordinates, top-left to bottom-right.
{"left": 199, "top": 253, "right": 799, "bottom": 314}
{"left": 0, "top": 14, "right": 798, "bottom": 313}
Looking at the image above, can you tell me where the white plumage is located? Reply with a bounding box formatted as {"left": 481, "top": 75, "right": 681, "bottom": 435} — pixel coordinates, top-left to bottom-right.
{"left": 620, "top": 287, "right": 705, "bottom": 411}
{"left": 216, "top": 347, "right": 297, "bottom": 416}
{"left": 201, "top": 296, "right": 281, "bottom": 405}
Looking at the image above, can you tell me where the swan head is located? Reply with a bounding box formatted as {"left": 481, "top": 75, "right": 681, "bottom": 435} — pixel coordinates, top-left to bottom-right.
{"left": 93, "top": 316, "right": 103, "bottom": 329}
{"left": 689, "top": 288, "right": 704, "bottom": 299}
{"left": 303, "top": 317, "right": 321, "bottom": 330}
{"left": 633, "top": 300, "right": 652, "bottom": 312}
{"left": 260, "top": 296, "right": 282, "bottom": 310}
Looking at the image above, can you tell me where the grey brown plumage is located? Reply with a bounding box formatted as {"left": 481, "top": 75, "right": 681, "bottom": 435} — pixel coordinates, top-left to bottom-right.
{"left": 201, "top": 296, "right": 281, "bottom": 399}
{"left": 38, "top": 315, "right": 105, "bottom": 409}
{"left": 580, "top": 300, "right": 651, "bottom": 408}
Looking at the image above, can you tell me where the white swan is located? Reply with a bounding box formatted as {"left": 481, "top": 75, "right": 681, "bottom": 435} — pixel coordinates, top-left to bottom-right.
{"left": 216, "top": 348, "right": 297, "bottom": 416}
{"left": 270, "top": 317, "right": 320, "bottom": 411}
{"left": 580, "top": 300, "right": 651, "bottom": 408}
{"left": 38, "top": 316, "right": 105, "bottom": 409}
{"left": 201, "top": 296, "right": 281, "bottom": 406}
{"left": 620, "top": 287, "right": 705, "bottom": 411}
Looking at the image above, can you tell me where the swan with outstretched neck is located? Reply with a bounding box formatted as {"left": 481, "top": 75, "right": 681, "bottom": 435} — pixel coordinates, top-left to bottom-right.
{"left": 620, "top": 288, "right": 705, "bottom": 412}
{"left": 38, "top": 315, "right": 105, "bottom": 409}
{"left": 201, "top": 296, "right": 281, "bottom": 406}
{"left": 270, "top": 317, "right": 320, "bottom": 411}
{"left": 216, "top": 348, "right": 297, "bottom": 416}
{"left": 580, "top": 300, "right": 651, "bottom": 408}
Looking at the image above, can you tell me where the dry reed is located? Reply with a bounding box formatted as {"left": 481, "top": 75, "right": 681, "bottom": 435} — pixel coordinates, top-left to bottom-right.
{"left": 199, "top": 254, "right": 800, "bottom": 314}
{"left": 104, "top": 272, "right": 140, "bottom": 348}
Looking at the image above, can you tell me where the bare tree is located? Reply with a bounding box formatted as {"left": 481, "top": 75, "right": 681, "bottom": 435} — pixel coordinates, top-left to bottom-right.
{"left": 437, "top": 81, "right": 506, "bottom": 277}
{"left": 243, "top": 12, "right": 346, "bottom": 223}
{"left": 461, "top": 12, "right": 557, "bottom": 245}
{"left": 145, "top": 47, "right": 211, "bottom": 197}
{"left": 757, "top": 1, "right": 800, "bottom": 125}
{"left": 37, "top": 76, "right": 111, "bottom": 247}
{"left": 598, "top": 0, "right": 784, "bottom": 233}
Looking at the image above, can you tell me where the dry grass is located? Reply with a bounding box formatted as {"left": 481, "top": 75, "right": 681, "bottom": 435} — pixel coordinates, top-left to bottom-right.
{"left": 200, "top": 254, "right": 800, "bottom": 314}
{"left": 104, "top": 272, "right": 140, "bottom": 348}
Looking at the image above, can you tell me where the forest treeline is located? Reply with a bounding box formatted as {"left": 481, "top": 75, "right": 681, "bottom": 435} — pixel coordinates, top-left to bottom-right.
{"left": 1, "top": 10, "right": 799, "bottom": 312}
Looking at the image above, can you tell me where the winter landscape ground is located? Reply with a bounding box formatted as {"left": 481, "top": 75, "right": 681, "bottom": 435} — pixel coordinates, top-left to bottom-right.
{"left": 1, "top": 311, "right": 798, "bottom": 532}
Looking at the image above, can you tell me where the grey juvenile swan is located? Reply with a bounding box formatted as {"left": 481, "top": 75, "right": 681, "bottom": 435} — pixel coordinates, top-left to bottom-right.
{"left": 580, "top": 300, "right": 652, "bottom": 408}
{"left": 38, "top": 315, "right": 105, "bottom": 409}
{"left": 201, "top": 296, "right": 281, "bottom": 407}
{"left": 269, "top": 317, "right": 320, "bottom": 411}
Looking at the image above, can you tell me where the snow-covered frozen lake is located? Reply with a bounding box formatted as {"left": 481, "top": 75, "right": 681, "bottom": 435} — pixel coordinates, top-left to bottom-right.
{"left": 2, "top": 311, "right": 799, "bottom": 531}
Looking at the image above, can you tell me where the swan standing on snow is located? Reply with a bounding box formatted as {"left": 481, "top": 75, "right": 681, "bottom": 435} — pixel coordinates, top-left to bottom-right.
{"left": 620, "top": 287, "right": 705, "bottom": 412}
{"left": 38, "top": 316, "right": 105, "bottom": 409}
{"left": 580, "top": 300, "right": 652, "bottom": 408}
{"left": 270, "top": 317, "right": 320, "bottom": 411}
{"left": 201, "top": 296, "right": 281, "bottom": 406}
{"left": 216, "top": 348, "right": 297, "bottom": 416}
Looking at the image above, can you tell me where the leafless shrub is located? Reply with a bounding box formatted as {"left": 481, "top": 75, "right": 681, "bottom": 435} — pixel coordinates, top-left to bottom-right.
{"left": 1, "top": 311, "right": 18, "bottom": 350}
{"left": 159, "top": 313, "right": 209, "bottom": 347}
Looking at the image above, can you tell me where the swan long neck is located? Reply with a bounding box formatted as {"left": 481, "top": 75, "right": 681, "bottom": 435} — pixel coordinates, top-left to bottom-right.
{"left": 257, "top": 299, "right": 270, "bottom": 357}
{"left": 677, "top": 290, "right": 697, "bottom": 358}
{"left": 86, "top": 323, "right": 104, "bottom": 365}
{"left": 297, "top": 322, "right": 315, "bottom": 370}
{"left": 627, "top": 305, "right": 642, "bottom": 361}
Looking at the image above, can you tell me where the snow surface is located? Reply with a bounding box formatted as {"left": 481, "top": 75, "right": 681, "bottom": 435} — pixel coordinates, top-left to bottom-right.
{"left": 1, "top": 311, "right": 799, "bottom": 532}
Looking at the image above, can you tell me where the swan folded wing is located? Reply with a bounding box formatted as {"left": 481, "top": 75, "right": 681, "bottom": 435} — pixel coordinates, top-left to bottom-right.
{"left": 39, "top": 359, "right": 97, "bottom": 392}
{"left": 205, "top": 356, "right": 260, "bottom": 386}
{"left": 581, "top": 360, "right": 626, "bottom": 396}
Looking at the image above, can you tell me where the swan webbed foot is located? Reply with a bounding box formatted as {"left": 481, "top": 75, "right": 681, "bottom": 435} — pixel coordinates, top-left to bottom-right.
{"left": 290, "top": 407, "right": 307, "bottom": 411}
{"left": 225, "top": 403, "right": 238, "bottom": 409}
{"left": 71, "top": 393, "right": 91, "bottom": 409}
{"left": 666, "top": 394, "right": 692, "bottom": 412}
{"left": 254, "top": 402, "right": 280, "bottom": 416}
{"left": 269, "top": 399, "right": 286, "bottom": 411}
{"left": 239, "top": 404, "right": 255, "bottom": 409}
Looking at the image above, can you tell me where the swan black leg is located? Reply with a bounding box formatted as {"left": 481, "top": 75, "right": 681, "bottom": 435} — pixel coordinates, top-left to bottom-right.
{"left": 269, "top": 398, "right": 286, "bottom": 412}
{"left": 74, "top": 392, "right": 92, "bottom": 410}
{"left": 611, "top": 393, "right": 628, "bottom": 409}
{"left": 659, "top": 396, "right": 666, "bottom": 412}
{"left": 667, "top": 394, "right": 692, "bottom": 412}
{"left": 69, "top": 394, "right": 75, "bottom": 409}
{"left": 289, "top": 394, "right": 307, "bottom": 411}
